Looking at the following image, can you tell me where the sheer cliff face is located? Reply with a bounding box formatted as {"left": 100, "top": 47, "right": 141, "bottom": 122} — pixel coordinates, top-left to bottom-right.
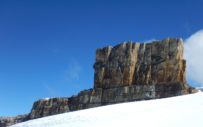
{"left": 94, "top": 38, "right": 186, "bottom": 89}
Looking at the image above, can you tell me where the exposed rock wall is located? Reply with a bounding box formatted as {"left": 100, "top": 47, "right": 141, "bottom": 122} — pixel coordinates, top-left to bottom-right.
{"left": 29, "top": 98, "right": 69, "bottom": 119}
{"left": 0, "top": 38, "right": 195, "bottom": 127}
{"left": 68, "top": 88, "right": 103, "bottom": 111}
{"left": 0, "top": 114, "right": 29, "bottom": 127}
{"left": 94, "top": 38, "right": 186, "bottom": 89}
{"left": 94, "top": 38, "right": 189, "bottom": 99}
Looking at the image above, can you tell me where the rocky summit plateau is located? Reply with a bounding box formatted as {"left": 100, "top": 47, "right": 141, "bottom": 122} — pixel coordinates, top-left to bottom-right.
{"left": 0, "top": 38, "right": 197, "bottom": 127}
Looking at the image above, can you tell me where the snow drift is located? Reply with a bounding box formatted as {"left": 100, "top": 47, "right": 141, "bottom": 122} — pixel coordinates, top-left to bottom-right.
{"left": 11, "top": 92, "right": 203, "bottom": 127}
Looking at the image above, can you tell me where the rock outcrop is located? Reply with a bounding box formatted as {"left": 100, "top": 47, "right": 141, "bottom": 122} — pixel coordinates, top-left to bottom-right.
{"left": 0, "top": 114, "right": 29, "bottom": 127}
{"left": 29, "top": 98, "right": 69, "bottom": 119}
{"left": 94, "top": 39, "right": 187, "bottom": 90}
{"left": 0, "top": 38, "right": 196, "bottom": 127}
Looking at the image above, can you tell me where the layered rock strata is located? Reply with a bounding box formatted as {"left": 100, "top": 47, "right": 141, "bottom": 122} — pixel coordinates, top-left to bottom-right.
{"left": 0, "top": 38, "right": 195, "bottom": 127}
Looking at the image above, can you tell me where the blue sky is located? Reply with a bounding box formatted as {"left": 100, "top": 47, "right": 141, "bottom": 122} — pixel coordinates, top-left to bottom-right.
{"left": 0, "top": 0, "right": 203, "bottom": 116}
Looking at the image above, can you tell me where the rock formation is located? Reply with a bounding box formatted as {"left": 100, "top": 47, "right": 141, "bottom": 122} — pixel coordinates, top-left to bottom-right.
{"left": 0, "top": 38, "right": 196, "bottom": 127}
{"left": 94, "top": 38, "right": 189, "bottom": 98}
{"left": 29, "top": 98, "right": 69, "bottom": 119}
{"left": 0, "top": 115, "right": 29, "bottom": 127}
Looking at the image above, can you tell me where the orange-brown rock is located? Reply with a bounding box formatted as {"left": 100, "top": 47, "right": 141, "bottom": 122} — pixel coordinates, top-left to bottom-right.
{"left": 94, "top": 38, "right": 187, "bottom": 90}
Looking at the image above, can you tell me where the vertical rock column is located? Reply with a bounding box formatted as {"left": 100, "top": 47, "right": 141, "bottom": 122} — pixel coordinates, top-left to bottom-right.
{"left": 94, "top": 42, "right": 141, "bottom": 89}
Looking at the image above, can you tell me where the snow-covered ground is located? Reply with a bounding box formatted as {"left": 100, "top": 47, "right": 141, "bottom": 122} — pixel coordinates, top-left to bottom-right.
{"left": 11, "top": 92, "right": 203, "bottom": 127}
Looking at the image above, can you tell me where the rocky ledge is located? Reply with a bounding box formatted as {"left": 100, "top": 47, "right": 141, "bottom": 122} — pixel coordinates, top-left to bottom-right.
{"left": 0, "top": 38, "right": 197, "bottom": 127}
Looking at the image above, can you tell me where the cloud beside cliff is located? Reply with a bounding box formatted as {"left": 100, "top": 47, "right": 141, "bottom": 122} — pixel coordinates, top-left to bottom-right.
{"left": 185, "top": 30, "right": 203, "bottom": 87}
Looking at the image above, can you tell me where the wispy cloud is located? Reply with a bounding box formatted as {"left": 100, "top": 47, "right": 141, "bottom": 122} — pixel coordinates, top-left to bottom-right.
{"left": 43, "top": 83, "right": 57, "bottom": 97}
{"left": 65, "top": 59, "right": 82, "bottom": 83}
{"left": 185, "top": 29, "right": 203, "bottom": 86}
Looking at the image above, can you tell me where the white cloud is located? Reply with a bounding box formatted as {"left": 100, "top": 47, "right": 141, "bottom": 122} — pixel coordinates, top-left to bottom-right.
{"left": 143, "top": 39, "right": 157, "bottom": 43}
{"left": 185, "top": 30, "right": 203, "bottom": 86}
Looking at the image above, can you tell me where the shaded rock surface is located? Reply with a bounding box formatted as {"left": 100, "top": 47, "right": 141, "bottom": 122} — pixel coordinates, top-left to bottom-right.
{"left": 0, "top": 38, "right": 196, "bottom": 127}
{"left": 0, "top": 114, "right": 29, "bottom": 127}
{"left": 29, "top": 98, "right": 69, "bottom": 119}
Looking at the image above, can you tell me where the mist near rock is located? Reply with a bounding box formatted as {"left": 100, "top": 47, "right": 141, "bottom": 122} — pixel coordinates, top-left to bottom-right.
{"left": 185, "top": 30, "right": 203, "bottom": 86}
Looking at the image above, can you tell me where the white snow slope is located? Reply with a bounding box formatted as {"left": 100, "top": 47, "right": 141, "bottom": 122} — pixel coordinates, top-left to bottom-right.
{"left": 11, "top": 92, "right": 203, "bottom": 127}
